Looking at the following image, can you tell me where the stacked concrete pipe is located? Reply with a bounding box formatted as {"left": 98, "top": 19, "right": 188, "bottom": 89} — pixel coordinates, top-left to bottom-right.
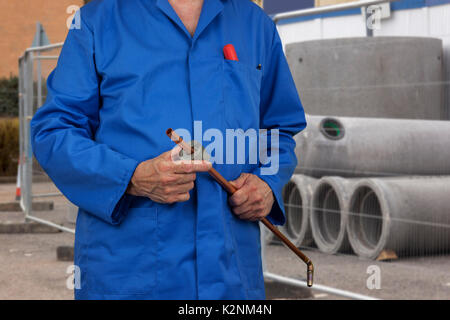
{"left": 347, "top": 176, "right": 450, "bottom": 260}
{"left": 282, "top": 174, "right": 317, "bottom": 247}
{"left": 310, "top": 176, "right": 356, "bottom": 254}
{"left": 294, "top": 115, "right": 450, "bottom": 178}
{"left": 268, "top": 175, "right": 317, "bottom": 247}
{"left": 285, "top": 37, "right": 445, "bottom": 120}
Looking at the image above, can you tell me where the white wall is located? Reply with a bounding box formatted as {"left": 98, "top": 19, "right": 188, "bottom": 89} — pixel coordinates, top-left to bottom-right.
{"left": 277, "top": 14, "right": 366, "bottom": 44}
{"left": 277, "top": 4, "right": 450, "bottom": 44}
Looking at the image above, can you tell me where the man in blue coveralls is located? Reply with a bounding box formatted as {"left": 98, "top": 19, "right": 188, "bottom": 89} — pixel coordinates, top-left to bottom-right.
{"left": 30, "top": 0, "right": 306, "bottom": 299}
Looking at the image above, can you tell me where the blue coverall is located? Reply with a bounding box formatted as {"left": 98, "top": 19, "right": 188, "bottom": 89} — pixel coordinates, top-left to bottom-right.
{"left": 30, "top": 0, "right": 306, "bottom": 299}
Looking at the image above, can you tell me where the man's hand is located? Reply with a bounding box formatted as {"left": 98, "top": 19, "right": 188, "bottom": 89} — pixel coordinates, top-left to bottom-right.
{"left": 229, "top": 173, "right": 275, "bottom": 221}
{"left": 127, "top": 147, "right": 212, "bottom": 204}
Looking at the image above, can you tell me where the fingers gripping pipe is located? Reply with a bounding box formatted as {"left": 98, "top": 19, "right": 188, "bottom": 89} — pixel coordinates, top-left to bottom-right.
{"left": 166, "top": 128, "right": 314, "bottom": 287}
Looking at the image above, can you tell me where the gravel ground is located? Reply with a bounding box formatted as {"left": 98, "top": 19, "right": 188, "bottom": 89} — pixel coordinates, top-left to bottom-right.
{"left": 1, "top": 182, "right": 449, "bottom": 300}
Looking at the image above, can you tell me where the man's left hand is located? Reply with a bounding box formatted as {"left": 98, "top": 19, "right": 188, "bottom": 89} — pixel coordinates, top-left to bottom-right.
{"left": 229, "top": 173, "right": 275, "bottom": 221}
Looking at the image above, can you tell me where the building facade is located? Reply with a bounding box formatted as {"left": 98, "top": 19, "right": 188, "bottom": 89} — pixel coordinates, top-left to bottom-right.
{"left": 0, "top": 0, "right": 353, "bottom": 78}
{"left": 0, "top": 0, "right": 84, "bottom": 77}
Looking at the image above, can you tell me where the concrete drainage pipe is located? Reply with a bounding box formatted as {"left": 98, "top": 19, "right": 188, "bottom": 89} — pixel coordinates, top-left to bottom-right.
{"left": 269, "top": 175, "right": 317, "bottom": 247}
{"left": 310, "top": 177, "right": 355, "bottom": 254}
{"left": 265, "top": 181, "right": 296, "bottom": 244}
{"left": 294, "top": 115, "right": 450, "bottom": 177}
{"left": 347, "top": 176, "right": 450, "bottom": 259}
{"left": 284, "top": 174, "right": 317, "bottom": 247}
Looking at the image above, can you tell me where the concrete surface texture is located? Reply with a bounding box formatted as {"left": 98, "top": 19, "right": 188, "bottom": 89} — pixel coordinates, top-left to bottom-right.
{"left": 286, "top": 37, "right": 446, "bottom": 120}
{"left": 266, "top": 243, "right": 450, "bottom": 300}
{"left": 0, "top": 232, "right": 74, "bottom": 300}
{"left": 346, "top": 176, "right": 450, "bottom": 259}
{"left": 281, "top": 175, "right": 317, "bottom": 247}
{"left": 294, "top": 115, "right": 450, "bottom": 178}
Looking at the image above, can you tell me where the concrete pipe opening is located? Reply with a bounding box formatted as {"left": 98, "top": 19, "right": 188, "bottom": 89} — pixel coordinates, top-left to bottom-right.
{"left": 267, "top": 182, "right": 297, "bottom": 244}
{"left": 265, "top": 183, "right": 292, "bottom": 244}
{"left": 348, "top": 185, "right": 386, "bottom": 259}
{"left": 311, "top": 183, "right": 343, "bottom": 253}
{"left": 286, "top": 185, "right": 305, "bottom": 246}
{"left": 320, "top": 118, "right": 345, "bottom": 140}
{"left": 279, "top": 181, "right": 304, "bottom": 245}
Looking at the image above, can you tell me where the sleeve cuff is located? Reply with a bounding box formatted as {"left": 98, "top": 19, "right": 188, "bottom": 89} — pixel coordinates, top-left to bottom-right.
{"left": 252, "top": 167, "right": 286, "bottom": 226}
{"left": 109, "top": 157, "right": 140, "bottom": 225}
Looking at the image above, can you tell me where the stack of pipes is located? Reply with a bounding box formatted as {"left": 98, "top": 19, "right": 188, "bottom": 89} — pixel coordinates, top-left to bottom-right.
{"left": 281, "top": 114, "right": 450, "bottom": 259}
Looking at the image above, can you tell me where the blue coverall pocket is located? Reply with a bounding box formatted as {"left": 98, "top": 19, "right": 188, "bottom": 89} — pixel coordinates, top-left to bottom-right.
{"left": 222, "top": 60, "right": 262, "bottom": 131}
{"left": 230, "top": 217, "right": 264, "bottom": 291}
{"left": 84, "top": 207, "right": 158, "bottom": 295}
{"left": 222, "top": 60, "right": 262, "bottom": 179}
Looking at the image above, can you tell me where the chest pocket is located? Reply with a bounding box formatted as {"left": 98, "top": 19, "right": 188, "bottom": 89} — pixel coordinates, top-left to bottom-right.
{"left": 222, "top": 60, "right": 262, "bottom": 130}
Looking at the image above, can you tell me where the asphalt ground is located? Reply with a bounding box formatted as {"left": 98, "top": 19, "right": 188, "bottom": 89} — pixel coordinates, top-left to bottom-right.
{"left": 265, "top": 243, "right": 450, "bottom": 299}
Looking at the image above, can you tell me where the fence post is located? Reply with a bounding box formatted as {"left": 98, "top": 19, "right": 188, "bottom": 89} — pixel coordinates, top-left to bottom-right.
{"left": 22, "top": 52, "right": 34, "bottom": 219}
{"left": 18, "top": 57, "right": 25, "bottom": 204}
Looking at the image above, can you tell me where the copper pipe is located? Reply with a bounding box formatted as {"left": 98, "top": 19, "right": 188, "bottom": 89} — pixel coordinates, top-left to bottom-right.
{"left": 207, "top": 167, "right": 314, "bottom": 287}
{"left": 166, "top": 128, "right": 195, "bottom": 154}
{"left": 260, "top": 219, "right": 314, "bottom": 287}
{"left": 166, "top": 128, "right": 314, "bottom": 287}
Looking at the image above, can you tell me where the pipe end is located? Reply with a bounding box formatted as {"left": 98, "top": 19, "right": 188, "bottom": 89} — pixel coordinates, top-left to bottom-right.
{"left": 307, "top": 262, "right": 314, "bottom": 287}
{"left": 166, "top": 128, "right": 173, "bottom": 137}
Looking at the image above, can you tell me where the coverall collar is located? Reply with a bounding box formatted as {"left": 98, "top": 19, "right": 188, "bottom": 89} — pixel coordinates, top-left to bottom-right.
{"left": 156, "top": 0, "right": 224, "bottom": 41}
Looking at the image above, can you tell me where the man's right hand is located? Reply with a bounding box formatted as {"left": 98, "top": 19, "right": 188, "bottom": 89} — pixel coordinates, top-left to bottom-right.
{"left": 126, "top": 147, "right": 212, "bottom": 204}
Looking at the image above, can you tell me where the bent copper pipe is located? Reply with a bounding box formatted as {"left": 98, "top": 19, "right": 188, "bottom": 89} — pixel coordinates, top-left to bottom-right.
{"left": 166, "top": 128, "right": 314, "bottom": 287}
{"left": 166, "top": 128, "right": 195, "bottom": 154}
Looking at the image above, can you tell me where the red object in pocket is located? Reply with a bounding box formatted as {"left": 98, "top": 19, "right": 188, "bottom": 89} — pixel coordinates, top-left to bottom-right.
{"left": 223, "top": 44, "right": 239, "bottom": 61}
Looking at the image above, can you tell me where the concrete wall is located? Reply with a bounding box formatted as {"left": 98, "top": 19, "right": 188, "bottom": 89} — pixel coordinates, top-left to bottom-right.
{"left": 286, "top": 37, "right": 445, "bottom": 120}
{"left": 0, "top": 0, "right": 84, "bottom": 77}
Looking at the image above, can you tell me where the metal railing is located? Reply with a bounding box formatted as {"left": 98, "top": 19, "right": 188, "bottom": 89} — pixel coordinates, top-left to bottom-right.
{"left": 18, "top": 43, "right": 72, "bottom": 233}
{"left": 273, "top": 0, "right": 397, "bottom": 23}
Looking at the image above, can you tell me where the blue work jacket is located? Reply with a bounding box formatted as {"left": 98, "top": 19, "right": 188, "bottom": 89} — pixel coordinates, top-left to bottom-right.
{"left": 30, "top": 0, "right": 306, "bottom": 300}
